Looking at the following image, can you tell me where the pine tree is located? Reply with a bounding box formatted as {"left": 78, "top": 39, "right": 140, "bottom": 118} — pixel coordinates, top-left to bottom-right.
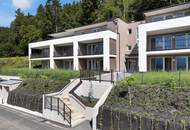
{"left": 80, "top": 0, "right": 101, "bottom": 25}
{"left": 45, "top": 0, "right": 62, "bottom": 33}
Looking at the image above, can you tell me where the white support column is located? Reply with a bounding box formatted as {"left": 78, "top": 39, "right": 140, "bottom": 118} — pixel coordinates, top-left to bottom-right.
{"left": 73, "top": 41, "right": 79, "bottom": 70}
{"left": 50, "top": 44, "right": 54, "bottom": 69}
{"left": 28, "top": 47, "right": 32, "bottom": 69}
{"left": 103, "top": 37, "right": 110, "bottom": 71}
{"left": 138, "top": 28, "right": 147, "bottom": 72}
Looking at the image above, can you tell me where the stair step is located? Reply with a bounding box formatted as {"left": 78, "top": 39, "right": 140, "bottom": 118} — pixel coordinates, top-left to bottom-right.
{"left": 62, "top": 97, "right": 69, "bottom": 101}
{"left": 63, "top": 100, "right": 71, "bottom": 105}
{"left": 71, "top": 118, "right": 86, "bottom": 127}
{"left": 72, "top": 115, "right": 85, "bottom": 122}
{"left": 72, "top": 114, "right": 85, "bottom": 121}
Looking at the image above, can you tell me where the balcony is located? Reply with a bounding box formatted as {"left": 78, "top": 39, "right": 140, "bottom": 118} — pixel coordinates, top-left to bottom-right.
{"left": 54, "top": 46, "right": 73, "bottom": 57}
{"left": 31, "top": 48, "right": 50, "bottom": 59}
{"left": 31, "top": 53, "right": 50, "bottom": 58}
{"left": 147, "top": 33, "right": 190, "bottom": 51}
{"left": 78, "top": 43, "right": 103, "bottom": 56}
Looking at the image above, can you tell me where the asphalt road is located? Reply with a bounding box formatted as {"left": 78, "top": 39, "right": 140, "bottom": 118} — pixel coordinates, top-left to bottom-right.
{"left": 0, "top": 105, "right": 91, "bottom": 130}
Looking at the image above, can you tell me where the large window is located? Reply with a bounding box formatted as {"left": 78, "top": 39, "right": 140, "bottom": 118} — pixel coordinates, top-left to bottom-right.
{"left": 164, "top": 35, "right": 172, "bottom": 49}
{"left": 176, "top": 34, "right": 186, "bottom": 49}
{"left": 151, "top": 36, "right": 163, "bottom": 51}
{"left": 151, "top": 57, "right": 163, "bottom": 71}
{"left": 188, "top": 34, "right": 190, "bottom": 48}
{"left": 151, "top": 35, "right": 172, "bottom": 51}
{"left": 152, "top": 16, "right": 164, "bottom": 22}
{"left": 175, "top": 12, "right": 184, "bottom": 18}
{"left": 176, "top": 56, "right": 187, "bottom": 70}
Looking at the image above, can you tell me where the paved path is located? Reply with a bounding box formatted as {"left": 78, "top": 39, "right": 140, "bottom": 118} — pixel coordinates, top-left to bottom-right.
{"left": 0, "top": 105, "right": 91, "bottom": 130}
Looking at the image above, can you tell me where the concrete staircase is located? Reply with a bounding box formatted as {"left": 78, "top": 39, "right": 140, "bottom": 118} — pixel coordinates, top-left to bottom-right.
{"left": 59, "top": 94, "right": 86, "bottom": 127}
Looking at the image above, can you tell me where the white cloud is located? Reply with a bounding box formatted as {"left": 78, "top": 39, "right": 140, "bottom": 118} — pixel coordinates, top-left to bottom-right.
{"left": 12, "top": 0, "right": 31, "bottom": 9}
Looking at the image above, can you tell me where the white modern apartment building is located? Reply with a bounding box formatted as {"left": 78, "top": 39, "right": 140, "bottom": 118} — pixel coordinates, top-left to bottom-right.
{"left": 29, "top": 18, "right": 141, "bottom": 72}
{"left": 139, "top": 3, "right": 190, "bottom": 72}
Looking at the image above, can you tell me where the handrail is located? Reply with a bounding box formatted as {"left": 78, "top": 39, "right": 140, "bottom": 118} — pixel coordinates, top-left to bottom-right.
{"left": 69, "top": 94, "right": 86, "bottom": 110}
{"left": 44, "top": 96, "right": 72, "bottom": 127}
{"left": 57, "top": 79, "right": 76, "bottom": 95}
{"left": 69, "top": 81, "right": 86, "bottom": 109}
{"left": 79, "top": 70, "right": 114, "bottom": 83}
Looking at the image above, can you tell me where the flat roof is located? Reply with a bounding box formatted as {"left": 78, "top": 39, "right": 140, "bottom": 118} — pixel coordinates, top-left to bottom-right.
{"left": 48, "top": 22, "right": 109, "bottom": 38}
{"left": 0, "top": 80, "right": 21, "bottom": 86}
{"left": 144, "top": 2, "right": 190, "bottom": 17}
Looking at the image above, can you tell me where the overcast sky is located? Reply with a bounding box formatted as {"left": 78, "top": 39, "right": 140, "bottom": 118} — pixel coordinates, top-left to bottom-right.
{"left": 0, "top": 0, "right": 78, "bottom": 27}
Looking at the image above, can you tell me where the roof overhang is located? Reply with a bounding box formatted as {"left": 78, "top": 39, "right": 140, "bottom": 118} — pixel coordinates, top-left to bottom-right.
{"left": 144, "top": 3, "right": 190, "bottom": 17}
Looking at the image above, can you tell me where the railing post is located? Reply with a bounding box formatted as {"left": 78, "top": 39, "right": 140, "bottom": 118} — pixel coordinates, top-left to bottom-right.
{"left": 63, "top": 103, "right": 65, "bottom": 120}
{"left": 179, "top": 71, "right": 181, "bottom": 87}
{"left": 57, "top": 98, "right": 59, "bottom": 115}
{"left": 50, "top": 96, "right": 52, "bottom": 111}
{"left": 99, "top": 70, "right": 101, "bottom": 83}
{"left": 111, "top": 69, "right": 113, "bottom": 83}
{"left": 89, "top": 69, "right": 91, "bottom": 81}
{"left": 70, "top": 110, "right": 72, "bottom": 127}
{"left": 79, "top": 69, "right": 81, "bottom": 82}
{"left": 44, "top": 95, "right": 46, "bottom": 109}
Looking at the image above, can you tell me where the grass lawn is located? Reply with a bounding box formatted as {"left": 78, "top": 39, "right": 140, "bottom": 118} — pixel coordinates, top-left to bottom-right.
{"left": 118, "top": 71, "right": 190, "bottom": 88}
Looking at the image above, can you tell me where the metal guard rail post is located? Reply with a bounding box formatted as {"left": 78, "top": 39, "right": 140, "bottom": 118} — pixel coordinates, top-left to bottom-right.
{"left": 44, "top": 96, "right": 72, "bottom": 127}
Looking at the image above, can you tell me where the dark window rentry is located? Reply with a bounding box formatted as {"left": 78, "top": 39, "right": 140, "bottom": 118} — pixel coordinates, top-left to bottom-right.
{"left": 176, "top": 56, "right": 187, "bottom": 70}
{"left": 175, "top": 34, "right": 186, "bottom": 49}
{"left": 175, "top": 11, "right": 184, "bottom": 18}
{"left": 151, "top": 57, "right": 163, "bottom": 71}
{"left": 128, "top": 45, "right": 132, "bottom": 50}
{"left": 128, "top": 29, "right": 132, "bottom": 34}
{"left": 152, "top": 16, "right": 164, "bottom": 22}
{"left": 149, "top": 33, "right": 190, "bottom": 51}
{"left": 165, "top": 15, "right": 173, "bottom": 20}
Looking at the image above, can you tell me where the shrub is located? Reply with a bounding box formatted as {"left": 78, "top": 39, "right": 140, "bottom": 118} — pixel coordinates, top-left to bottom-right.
{"left": 0, "top": 68, "right": 79, "bottom": 81}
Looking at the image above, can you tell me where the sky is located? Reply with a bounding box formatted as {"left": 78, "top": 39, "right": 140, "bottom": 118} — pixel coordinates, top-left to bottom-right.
{"left": 0, "top": 0, "right": 78, "bottom": 27}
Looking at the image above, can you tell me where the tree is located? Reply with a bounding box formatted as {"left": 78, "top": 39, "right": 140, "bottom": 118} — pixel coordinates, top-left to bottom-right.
{"left": 9, "top": 9, "right": 25, "bottom": 46}
{"left": 0, "top": 27, "right": 10, "bottom": 44}
{"left": 45, "top": 0, "right": 62, "bottom": 33}
{"left": 19, "top": 25, "right": 42, "bottom": 55}
{"left": 36, "top": 4, "right": 48, "bottom": 39}
{"left": 80, "top": 0, "right": 101, "bottom": 25}
{"left": 60, "top": 2, "right": 82, "bottom": 30}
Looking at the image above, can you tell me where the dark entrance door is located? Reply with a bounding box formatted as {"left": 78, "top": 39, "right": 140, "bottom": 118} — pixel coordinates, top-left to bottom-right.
{"left": 126, "top": 58, "right": 138, "bottom": 73}
{"left": 165, "top": 57, "right": 172, "bottom": 71}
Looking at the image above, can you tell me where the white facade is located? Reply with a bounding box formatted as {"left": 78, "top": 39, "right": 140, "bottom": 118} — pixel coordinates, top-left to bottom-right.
{"left": 138, "top": 16, "right": 190, "bottom": 72}
{"left": 29, "top": 30, "right": 117, "bottom": 71}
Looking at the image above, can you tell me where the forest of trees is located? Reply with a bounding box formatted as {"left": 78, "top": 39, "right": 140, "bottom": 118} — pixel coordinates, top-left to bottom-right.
{"left": 0, "top": 0, "right": 189, "bottom": 57}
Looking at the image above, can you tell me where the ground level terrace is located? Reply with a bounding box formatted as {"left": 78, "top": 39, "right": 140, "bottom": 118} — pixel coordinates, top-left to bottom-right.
{"left": 30, "top": 57, "right": 116, "bottom": 71}
{"left": 148, "top": 55, "right": 190, "bottom": 71}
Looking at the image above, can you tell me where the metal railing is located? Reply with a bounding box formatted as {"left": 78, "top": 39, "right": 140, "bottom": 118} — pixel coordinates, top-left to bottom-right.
{"left": 79, "top": 70, "right": 115, "bottom": 83}
{"left": 54, "top": 51, "right": 73, "bottom": 57}
{"left": 31, "top": 53, "right": 50, "bottom": 58}
{"left": 44, "top": 96, "right": 72, "bottom": 127}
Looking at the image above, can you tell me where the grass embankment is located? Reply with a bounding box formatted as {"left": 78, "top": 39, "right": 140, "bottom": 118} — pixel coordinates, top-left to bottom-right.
{"left": 104, "top": 71, "right": 190, "bottom": 125}
{"left": 0, "top": 57, "right": 28, "bottom": 68}
{"left": 0, "top": 57, "right": 79, "bottom": 81}
{"left": 1, "top": 57, "right": 79, "bottom": 112}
